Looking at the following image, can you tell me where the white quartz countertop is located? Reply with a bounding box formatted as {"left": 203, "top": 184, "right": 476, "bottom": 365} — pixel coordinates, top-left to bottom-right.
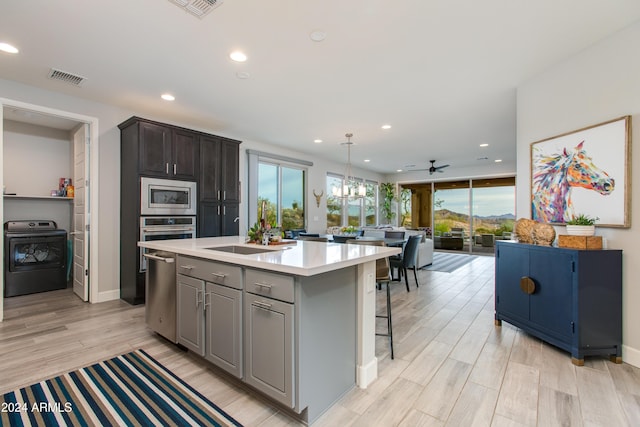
{"left": 139, "top": 236, "right": 401, "bottom": 276}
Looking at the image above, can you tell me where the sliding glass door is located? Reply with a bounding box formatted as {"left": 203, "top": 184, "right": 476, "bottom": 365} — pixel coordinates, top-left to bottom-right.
{"left": 471, "top": 178, "right": 516, "bottom": 254}
{"left": 402, "top": 177, "right": 515, "bottom": 254}
{"left": 433, "top": 181, "right": 470, "bottom": 252}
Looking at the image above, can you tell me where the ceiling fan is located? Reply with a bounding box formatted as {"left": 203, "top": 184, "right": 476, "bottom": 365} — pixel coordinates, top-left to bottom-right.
{"left": 405, "top": 159, "right": 451, "bottom": 174}
{"left": 428, "top": 160, "right": 450, "bottom": 175}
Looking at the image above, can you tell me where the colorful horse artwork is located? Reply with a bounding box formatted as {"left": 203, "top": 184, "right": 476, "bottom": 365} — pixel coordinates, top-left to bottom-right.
{"left": 532, "top": 141, "right": 615, "bottom": 223}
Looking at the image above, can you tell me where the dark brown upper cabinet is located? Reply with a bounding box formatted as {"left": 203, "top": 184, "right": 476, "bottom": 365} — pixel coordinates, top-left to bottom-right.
{"left": 137, "top": 121, "right": 199, "bottom": 181}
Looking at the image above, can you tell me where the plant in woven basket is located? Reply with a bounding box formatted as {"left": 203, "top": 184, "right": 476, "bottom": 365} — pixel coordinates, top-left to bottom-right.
{"left": 566, "top": 214, "right": 599, "bottom": 225}
{"left": 565, "top": 214, "right": 598, "bottom": 236}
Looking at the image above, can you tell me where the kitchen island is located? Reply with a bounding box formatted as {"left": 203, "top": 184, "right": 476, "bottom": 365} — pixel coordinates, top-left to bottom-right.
{"left": 138, "top": 236, "right": 400, "bottom": 424}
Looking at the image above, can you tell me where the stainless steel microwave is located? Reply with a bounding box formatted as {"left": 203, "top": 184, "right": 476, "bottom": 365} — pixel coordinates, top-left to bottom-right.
{"left": 140, "top": 177, "right": 197, "bottom": 216}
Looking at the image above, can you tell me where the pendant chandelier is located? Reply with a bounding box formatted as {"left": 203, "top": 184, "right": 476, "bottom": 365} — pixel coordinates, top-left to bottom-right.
{"left": 332, "top": 133, "right": 366, "bottom": 199}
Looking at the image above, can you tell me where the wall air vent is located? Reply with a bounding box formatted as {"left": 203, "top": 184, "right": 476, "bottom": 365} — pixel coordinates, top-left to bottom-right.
{"left": 47, "top": 68, "right": 87, "bottom": 87}
{"left": 169, "top": 0, "right": 223, "bottom": 18}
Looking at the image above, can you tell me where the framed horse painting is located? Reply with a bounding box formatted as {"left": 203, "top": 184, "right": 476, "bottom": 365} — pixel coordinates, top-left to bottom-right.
{"left": 530, "top": 116, "right": 631, "bottom": 227}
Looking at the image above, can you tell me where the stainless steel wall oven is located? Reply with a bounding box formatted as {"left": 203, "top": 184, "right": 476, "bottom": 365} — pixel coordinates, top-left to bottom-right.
{"left": 139, "top": 216, "right": 196, "bottom": 272}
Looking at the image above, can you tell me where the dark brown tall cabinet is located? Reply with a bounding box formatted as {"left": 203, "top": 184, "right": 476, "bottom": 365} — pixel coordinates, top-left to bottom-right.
{"left": 119, "top": 117, "right": 241, "bottom": 305}
{"left": 199, "top": 135, "right": 241, "bottom": 237}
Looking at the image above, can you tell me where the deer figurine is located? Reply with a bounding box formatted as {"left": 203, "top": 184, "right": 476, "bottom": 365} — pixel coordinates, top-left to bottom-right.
{"left": 312, "top": 189, "right": 323, "bottom": 207}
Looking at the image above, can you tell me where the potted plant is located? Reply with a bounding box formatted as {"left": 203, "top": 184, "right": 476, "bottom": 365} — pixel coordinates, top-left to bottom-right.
{"left": 565, "top": 214, "right": 599, "bottom": 236}
{"left": 380, "top": 182, "right": 397, "bottom": 224}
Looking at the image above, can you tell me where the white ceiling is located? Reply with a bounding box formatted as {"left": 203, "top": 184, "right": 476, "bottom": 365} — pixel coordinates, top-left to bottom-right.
{"left": 1, "top": 1, "right": 639, "bottom": 175}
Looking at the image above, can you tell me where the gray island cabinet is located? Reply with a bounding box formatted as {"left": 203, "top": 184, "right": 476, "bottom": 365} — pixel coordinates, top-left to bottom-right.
{"left": 141, "top": 237, "right": 400, "bottom": 425}
{"left": 176, "top": 256, "right": 243, "bottom": 378}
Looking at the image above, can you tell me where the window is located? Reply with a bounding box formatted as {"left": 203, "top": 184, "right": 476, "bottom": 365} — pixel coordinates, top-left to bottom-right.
{"left": 326, "top": 174, "right": 343, "bottom": 227}
{"left": 326, "top": 174, "right": 378, "bottom": 227}
{"left": 258, "top": 162, "right": 305, "bottom": 230}
{"left": 365, "top": 181, "right": 378, "bottom": 226}
{"left": 247, "top": 150, "right": 311, "bottom": 232}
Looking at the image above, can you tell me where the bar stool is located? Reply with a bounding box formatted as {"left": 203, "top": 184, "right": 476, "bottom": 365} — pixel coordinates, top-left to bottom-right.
{"left": 346, "top": 239, "right": 394, "bottom": 359}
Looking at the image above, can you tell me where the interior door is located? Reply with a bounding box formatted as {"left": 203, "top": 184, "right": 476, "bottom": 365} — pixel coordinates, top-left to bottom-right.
{"left": 72, "top": 124, "right": 90, "bottom": 301}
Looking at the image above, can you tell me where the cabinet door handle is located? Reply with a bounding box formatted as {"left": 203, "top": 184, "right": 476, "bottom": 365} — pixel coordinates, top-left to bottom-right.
{"left": 179, "top": 265, "right": 195, "bottom": 270}
{"left": 210, "top": 272, "right": 227, "bottom": 279}
{"left": 173, "top": 163, "right": 177, "bottom": 175}
{"left": 165, "top": 163, "right": 169, "bottom": 174}
{"left": 520, "top": 276, "right": 536, "bottom": 294}
{"left": 254, "top": 282, "right": 272, "bottom": 290}
{"left": 218, "top": 190, "right": 221, "bottom": 201}
{"left": 223, "top": 190, "right": 226, "bottom": 200}
{"left": 142, "top": 253, "right": 175, "bottom": 263}
{"left": 217, "top": 206, "right": 221, "bottom": 215}
{"left": 204, "top": 292, "right": 211, "bottom": 312}
{"left": 223, "top": 205, "right": 226, "bottom": 215}
{"left": 254, "top": 301, "right": 272, "bottom": 310}
{"left": 196, "top": 288, "right": 203, "bottom": 308}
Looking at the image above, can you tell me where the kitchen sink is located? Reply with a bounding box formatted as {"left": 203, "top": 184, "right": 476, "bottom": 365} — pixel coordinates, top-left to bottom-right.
{"left": 204, "top": 245, "right": 276, "bottom": 255}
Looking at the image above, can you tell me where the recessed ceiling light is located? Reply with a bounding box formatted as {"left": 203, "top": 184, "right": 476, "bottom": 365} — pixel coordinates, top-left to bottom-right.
{"left": 161, "top": 93, "right": 175, "bottom": 101}
{"left": 236, "top": 71, "right": 250, "bottom": 79}
{"left": 364, "top": 159, "right": 371, "bottom": 163}
{"left": 396, "top": 169, "right": 403, "bottom": 172}
{"left": 480, "top": 143, "right": 489, "bottom": 147}
{"left": 0, "top": 42, "right": 19, "bottom": 54}
{"left": 313, "top": 139, "right": 322, "bottom": 144}
{"left": 229, "top": 51, "right": 247, "bottom": 62}
{"left": 309, "top": 30, "right": 326, "bottom": 42}
{"left": 494, "top": 159, "right": 503, "bottom": 163}
{"left": 381, "top": 124, "right": 392, "bottom": 130}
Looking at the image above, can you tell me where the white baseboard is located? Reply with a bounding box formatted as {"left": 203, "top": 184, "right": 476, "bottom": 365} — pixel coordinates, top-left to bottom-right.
{"left": 356, "top": 357, "right": 378, "bottom": 389}
{"left": 93, "top": 289, "right": 120, "bottom": 303}
{"left": 622, "top": 344, "right": 640, "bottom": 368}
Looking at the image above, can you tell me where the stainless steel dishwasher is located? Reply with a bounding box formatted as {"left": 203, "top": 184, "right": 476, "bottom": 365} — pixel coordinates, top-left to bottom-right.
{"left": 143, "top": 251, "right": 177, "bottom": 342}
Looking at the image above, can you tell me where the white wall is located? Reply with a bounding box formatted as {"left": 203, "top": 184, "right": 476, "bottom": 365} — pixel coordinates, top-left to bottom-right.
{"left": 3, "top": 120, "right": 71, "bottom": 196}
{"left": 516, "top": 21, "right": 640, "bottom": 367}
{"left": 3, "top": 120, "right": 73, "bottom": 231}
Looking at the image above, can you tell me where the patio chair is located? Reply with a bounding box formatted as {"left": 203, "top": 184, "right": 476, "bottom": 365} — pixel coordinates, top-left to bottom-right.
{"left": 481, "top": 233, "right": 495, "bottom": 247}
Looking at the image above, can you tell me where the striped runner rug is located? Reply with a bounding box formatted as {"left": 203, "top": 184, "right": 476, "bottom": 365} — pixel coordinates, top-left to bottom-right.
{"left": 424, "top": 252, "right": 477, "bottom": 273}
{"left": 0, "top": 349, "right": 243, "bottom": 427}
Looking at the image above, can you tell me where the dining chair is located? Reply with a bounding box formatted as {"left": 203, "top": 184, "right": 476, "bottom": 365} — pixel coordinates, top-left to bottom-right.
{"left": 332, "top": 235, "right": 351, "bottom": 243}
{"left": 390, "top": 234, "right": 422, "bottom": 292}
{"left": 285, "top": 228, "right": 306, "bottom": 239}
{"left": 297, "top": 236, "right": 328, "bottom": 242}
{"left": 298, "top": 232, "right": 320, "bottom": 238}
{"left": 346, "top": 239, "right": 394, "bottom": 359}
{"left": 384, "top": 230, "right": 405, "bottom": 240}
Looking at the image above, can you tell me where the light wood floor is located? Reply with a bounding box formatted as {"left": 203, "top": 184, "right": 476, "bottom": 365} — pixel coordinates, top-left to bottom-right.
{"left": 2, "top": 255, "right": 639, "bottom": 426}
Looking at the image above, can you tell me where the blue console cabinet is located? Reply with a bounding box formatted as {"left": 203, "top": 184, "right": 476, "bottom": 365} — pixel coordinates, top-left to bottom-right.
{"left": 494, "top": 241, "right": 622, "bottom": 365}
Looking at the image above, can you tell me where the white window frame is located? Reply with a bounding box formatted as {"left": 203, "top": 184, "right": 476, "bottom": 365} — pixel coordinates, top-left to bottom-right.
{"left": 247, "top": 150, "right": 311, "bottom": 229}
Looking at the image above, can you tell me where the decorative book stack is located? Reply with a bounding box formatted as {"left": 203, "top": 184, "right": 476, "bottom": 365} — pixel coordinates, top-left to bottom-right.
{"left": 557, "top": 235, "right": 603, "bottom": 249}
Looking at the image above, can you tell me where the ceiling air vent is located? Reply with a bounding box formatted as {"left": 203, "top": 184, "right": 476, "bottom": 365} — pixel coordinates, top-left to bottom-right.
{"left": 169, "top": 0, "right": 223, "bottom": 18}
{"left": 48, "top": 68, "right": 87, "bottom": 87}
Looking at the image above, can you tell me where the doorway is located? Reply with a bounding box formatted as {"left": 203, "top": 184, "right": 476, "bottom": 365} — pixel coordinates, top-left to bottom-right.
{"left": 401, "top": 177, "right": 516, "bottom": 254}
{"left": 0, "top": 98, "right": 99, "bottom": 321}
